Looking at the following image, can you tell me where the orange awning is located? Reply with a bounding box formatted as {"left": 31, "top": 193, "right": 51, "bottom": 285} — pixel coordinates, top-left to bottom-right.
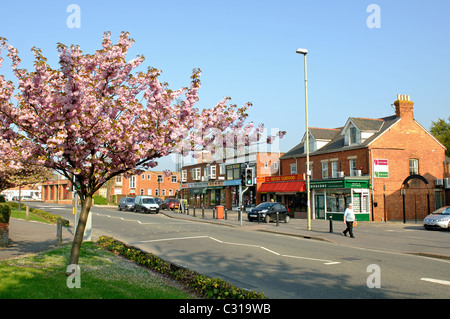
{"left": 258, "top": 181, "right": 306, "bottom": 193}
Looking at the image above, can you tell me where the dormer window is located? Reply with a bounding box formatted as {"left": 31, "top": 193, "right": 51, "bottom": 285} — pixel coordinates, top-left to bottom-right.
{"left": 344, "top": 123, "right": 361, "bottom": 146}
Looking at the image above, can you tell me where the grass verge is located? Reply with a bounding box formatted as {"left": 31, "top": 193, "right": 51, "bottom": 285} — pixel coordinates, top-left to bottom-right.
{"left": 0, "top": 242, "right": 195, "bottom": 299}
{"left": 11, "top": 209, "right": 50, "bottom": 224}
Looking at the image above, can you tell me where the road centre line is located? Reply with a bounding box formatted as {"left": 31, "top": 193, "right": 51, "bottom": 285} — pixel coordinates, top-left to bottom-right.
{"left": 93, "top": 212, "right": 158, "bottom": 225}
{"left": 132, "top": 235, "right": 340, "bottom": 265}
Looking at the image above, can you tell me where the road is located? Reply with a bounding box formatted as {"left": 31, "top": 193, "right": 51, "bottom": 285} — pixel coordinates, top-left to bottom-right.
{"left": 27, "top": 202, "right": 450, "bottom": 299}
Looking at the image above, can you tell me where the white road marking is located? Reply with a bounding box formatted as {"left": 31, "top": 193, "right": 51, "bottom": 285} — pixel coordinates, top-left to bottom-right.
{"left": 420, "top": 278, "right": 450, "bottom": 286}
{"left": 132, "top": 235, "right": 340, "bottom": 265}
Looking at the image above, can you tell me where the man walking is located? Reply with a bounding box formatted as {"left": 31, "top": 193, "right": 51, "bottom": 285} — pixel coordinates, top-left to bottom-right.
{"left": 343, "top": 203, "right": 355, "bottom": 238}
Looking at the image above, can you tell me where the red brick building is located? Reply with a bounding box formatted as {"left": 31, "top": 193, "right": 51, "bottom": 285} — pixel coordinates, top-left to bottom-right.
{"left": 279, "top": 95, "right": 447, "bottom": 221}
{"left": 120, "top": 171, "right": 180, "bottom": 200}
{"left": 181, "top": 152, "right": 283, "bottom": 210}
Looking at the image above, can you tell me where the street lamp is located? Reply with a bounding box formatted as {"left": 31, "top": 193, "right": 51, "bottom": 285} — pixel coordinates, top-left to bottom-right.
{"left": 296, "top": 48, "right": 311, "bottom": 231}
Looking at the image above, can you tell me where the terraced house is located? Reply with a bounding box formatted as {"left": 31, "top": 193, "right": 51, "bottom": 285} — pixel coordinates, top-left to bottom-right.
{"left": 278, "top": 95, "right": 447, "bottom": 222}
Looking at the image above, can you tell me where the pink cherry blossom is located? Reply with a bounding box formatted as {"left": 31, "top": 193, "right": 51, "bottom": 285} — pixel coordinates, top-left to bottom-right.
{"left": 0, "top": 32, "right": 285, "bottom": 267}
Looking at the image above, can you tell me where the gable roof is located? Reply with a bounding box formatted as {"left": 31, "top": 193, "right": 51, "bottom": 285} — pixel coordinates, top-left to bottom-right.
{"left": 281, "top": 115, "right": 399, "bottom": 159}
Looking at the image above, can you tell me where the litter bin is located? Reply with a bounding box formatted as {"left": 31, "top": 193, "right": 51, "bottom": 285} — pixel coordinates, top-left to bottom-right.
{"left": 216, "top": 205, "right": 224, "bottom": 219}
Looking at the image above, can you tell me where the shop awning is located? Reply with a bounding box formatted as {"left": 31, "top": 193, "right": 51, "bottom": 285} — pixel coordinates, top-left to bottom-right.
{"left": 258, "top": 181, "right": 306, "bottom": 193}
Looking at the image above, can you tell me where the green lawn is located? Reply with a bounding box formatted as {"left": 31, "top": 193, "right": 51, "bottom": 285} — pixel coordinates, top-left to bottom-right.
{"left": 0, "top": 242, "right": 195, "bottom": 299}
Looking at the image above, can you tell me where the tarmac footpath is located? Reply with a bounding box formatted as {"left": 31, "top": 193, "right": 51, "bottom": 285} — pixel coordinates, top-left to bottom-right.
{"left": 0, "top": 218, "right": 73, "bottom": 260}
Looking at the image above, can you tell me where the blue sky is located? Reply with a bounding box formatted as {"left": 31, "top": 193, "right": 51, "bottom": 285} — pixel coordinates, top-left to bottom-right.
{"left": 1, "top": 0, "right": 449, "bottom": 170}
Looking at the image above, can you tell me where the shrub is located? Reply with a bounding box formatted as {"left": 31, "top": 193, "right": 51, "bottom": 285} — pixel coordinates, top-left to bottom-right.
{"left": 0, "top": 204, "right": 11, "bottom": 224}
{"left": 97, "top": 236, "right": 266, "bottom": 299}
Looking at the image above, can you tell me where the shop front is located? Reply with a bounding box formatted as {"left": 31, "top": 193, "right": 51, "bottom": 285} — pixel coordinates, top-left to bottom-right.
{"left": 310, "top": 177, "right": 371, "bottom": 221}
{"left": 257, "top": 174, "right": 307, "bottom": 218}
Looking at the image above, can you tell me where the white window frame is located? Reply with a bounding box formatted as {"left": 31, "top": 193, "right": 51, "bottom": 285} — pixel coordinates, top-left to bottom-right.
{"left": 129, "top": 175, "right": 136, "bottom": 189}
{"left": 210, "top": 165, "right": 216, "bottom": 179}
{"left": 331, "top": 160, "right": 338, "bottom": 178}
{"left": 290, "top": 163, "right": 297, "bottom": 174}
{"left": 322, "top": 161, "right": 328, "bottom": 179}
{"left": 349, "top": 159, "right": 357, "bottom": 176}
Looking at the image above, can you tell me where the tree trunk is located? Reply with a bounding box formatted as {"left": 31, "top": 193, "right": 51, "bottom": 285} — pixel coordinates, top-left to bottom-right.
{"left": 68, "top": 195, "right": 93, "bottom": 268}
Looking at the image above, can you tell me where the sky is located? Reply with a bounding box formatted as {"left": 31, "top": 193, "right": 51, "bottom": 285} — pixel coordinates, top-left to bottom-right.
{"left": 0, "top": 0, "right": 449, "bottom": 171}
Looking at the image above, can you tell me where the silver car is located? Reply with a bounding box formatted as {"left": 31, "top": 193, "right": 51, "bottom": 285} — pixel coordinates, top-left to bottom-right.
{"left": 423, "top": 206, "right": 450, "bottom": 230}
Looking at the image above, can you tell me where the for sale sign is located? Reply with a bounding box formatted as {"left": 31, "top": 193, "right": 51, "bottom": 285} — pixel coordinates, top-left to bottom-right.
{"left": 374, "top": 159, "right": 389, "bottom": 178}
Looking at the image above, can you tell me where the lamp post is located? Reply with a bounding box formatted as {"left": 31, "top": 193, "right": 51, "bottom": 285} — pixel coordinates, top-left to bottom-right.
{"left": 296, "top": 48, "right": 311, "bottom": 231}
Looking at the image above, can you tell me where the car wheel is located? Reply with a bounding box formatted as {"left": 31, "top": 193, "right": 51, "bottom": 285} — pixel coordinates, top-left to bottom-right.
{"left": 285, "top": 215, "right": 290, "bottom": 223}
{"left": 118, "top": 207, "right": 121, "bottom": 211}
{"left": 265, "top": 215, "right": 271, "bottom": 223}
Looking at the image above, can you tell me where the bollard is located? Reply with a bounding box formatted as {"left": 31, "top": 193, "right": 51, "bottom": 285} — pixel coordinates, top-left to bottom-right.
{"left": 26, "top": 206, "right": 29, "bottom": 222}
{"left": 329, "top": 215, "right": 333, "bottom": 233}
{"left": 187, "top": 207, "right": 189, "bottom": 215}
{"left": 276, "top": 212, "right": 279, "bottom": 227}
{"left": 213, "top": 208, "right": 216, "bottom": 219}
{"left": 224, "top": 208, "right": 227, "bottom": 220}
{"left": 193, "top": 206, "right": 196, "bottom": 217}
{"left": 202, "top": 206, "right": 205, "bottom": 219}
{"left": 56, "top": 218, "right": 62, "bottom": 246}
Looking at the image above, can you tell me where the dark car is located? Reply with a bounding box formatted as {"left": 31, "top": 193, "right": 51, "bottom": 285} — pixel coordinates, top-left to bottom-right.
{"left": 118, "top": 197, "right": 135, "bottom": 211}
{"left": 247, "top": 202, "right": 290, "bottom": 223}
{"left": 154, "top": 197, "right": 163, "bottom": 207}
{"left": 161, "top": 198, "right": 180, "bottom": 211}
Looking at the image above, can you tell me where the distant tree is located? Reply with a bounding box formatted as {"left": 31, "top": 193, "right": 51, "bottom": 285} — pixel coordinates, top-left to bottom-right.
{"left": 430, "top": 117, "right": 450, "bottom": 157}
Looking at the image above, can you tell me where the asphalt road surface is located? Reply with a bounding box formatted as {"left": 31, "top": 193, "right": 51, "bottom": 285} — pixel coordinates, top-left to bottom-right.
{"left": 27, "top": 202, "right": 450, "bottom": 299}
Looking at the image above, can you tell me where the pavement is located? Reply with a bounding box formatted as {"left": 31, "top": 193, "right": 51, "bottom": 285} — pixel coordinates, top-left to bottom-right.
{"left": 1, "top": 207, "right": 450, "bottom": 261}
{"left": 0, "top": 218, "right": 73, "bottom": 260}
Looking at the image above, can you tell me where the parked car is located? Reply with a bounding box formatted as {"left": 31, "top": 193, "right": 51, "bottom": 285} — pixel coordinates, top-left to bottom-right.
{"left": 161, "top": 198, "right": 180, "bottom": 211}
{"left": 118, "top": 197, "right": 135, "bottom": 211}
{"left": 154, "top": 197, "right": 163, "bottom": 207}
{"left": 134, "top": 196, "right": 159, "bottom": 214}
{"left": 247, "top": 202, "right": 290, "bottom": 223}
{"left": 423, "top": 206, "right": 450, "bottom": 230}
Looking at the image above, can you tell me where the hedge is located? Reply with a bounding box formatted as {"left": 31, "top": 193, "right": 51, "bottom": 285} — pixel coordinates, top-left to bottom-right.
{"left": 0, "top": 204, "right": 11, "bottom": 224}
{"left": 97, "top": 236, "right": 266, "bottom": 299}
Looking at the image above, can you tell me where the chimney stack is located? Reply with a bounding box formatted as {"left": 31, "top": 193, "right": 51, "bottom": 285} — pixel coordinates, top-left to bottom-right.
{"left": 394, "top": 94, "right": 414, "bottom": 120}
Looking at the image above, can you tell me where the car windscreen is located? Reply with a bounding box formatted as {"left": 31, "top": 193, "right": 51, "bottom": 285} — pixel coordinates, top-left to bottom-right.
{"left": 438, "top": 207, "right": 450, "bottom": 215}
{"left": 126, "top": 198, "right": 135, "bottom": 203}
{"left": 255, "top": 203, "right": 273, "bottom": 209}
{"left": 142, "top": 198, "right": 155, "bottom": 204}
{"left": 433, "top": 207, "right": 450, "bottom": 215}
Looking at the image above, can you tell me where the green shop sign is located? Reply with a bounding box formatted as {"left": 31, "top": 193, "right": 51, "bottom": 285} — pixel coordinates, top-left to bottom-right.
{"left": 311, "top": 179, "right": 370, "bottom": 189}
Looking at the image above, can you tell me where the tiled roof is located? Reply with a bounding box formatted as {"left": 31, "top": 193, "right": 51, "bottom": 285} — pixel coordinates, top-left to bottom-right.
{"left": 281, "top": 115, "right": 399, "bottom": 159}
